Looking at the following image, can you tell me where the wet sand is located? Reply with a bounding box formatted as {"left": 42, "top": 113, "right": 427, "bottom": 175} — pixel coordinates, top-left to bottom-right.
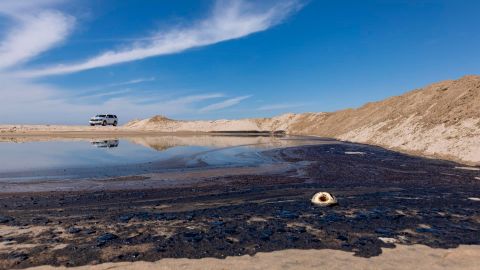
{"left": 0, "top": 142, "right": 479, "bottom": 269}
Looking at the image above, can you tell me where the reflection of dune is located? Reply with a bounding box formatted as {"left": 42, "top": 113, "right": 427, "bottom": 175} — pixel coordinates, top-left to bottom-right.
{"left": 0, "top": 134, "right": 326, "bottom": 152}
{"left": 125, "top": 135, "right": 295, "bottom": 151}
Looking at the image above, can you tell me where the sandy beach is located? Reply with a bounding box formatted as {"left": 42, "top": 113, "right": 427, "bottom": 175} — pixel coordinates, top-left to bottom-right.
{"left": 24, "top": 245, "right": 480, "bottom": 270}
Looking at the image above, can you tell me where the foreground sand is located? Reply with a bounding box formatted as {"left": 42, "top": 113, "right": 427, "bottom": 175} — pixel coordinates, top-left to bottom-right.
{"left": 26, "top": 245, "right": 480, "bottom": 270}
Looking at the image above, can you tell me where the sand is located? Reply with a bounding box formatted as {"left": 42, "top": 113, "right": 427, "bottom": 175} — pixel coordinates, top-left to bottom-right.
{"left": 25, "top": 245, "right": 480, "bottom": 270}
{"left": 455, "top": 166, "right": 480, "bottom": 171}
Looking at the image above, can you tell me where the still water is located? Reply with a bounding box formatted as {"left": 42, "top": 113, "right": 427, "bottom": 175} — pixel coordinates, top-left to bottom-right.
{"left": 0, "top": 135, "right": 327, "bottom": 180}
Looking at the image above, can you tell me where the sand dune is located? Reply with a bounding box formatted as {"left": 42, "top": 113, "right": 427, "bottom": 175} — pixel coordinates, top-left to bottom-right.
{"left": 125, "top": 75, "right": 480, "bottom": 164}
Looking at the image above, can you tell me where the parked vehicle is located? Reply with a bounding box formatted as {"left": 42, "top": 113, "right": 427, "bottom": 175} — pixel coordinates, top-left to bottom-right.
{"left": 89, "top": 114, "right": 118, "bottom": 126}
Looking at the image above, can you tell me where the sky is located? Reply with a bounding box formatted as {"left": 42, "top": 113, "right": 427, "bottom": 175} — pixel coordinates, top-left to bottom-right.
{"left": 0, "top": 0, "right": 479, "bottom": 124}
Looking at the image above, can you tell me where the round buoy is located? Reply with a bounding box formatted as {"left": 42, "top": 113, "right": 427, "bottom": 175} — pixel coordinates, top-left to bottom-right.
{"left": 311, "top": 192, "right": 337, "bottom": 206}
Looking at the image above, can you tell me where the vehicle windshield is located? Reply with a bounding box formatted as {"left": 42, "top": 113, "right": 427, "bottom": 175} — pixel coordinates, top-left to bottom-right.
{"left": 95, "top": 115, "right": 106, "bottom": 118}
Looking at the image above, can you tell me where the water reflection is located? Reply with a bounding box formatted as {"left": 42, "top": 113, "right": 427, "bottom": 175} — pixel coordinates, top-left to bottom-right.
{"left": 91, "top": 139, "right": 119, "bottom": 148}
{"left": 125, "top": 134, "right": 300, "bottom": 151}
{"left": 0, "top": 135, "right": 330, "bottom": 179}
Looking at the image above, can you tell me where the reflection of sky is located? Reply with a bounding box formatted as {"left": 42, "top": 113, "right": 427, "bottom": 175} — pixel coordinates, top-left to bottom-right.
{"left": 0, "top": 140, "right": 209, "bottom": 174}
{"left": 191, "top": 147, "right": 271, "bottom": 167}
{"left": 0, "top": 136, "right": 324, "bottom": 175}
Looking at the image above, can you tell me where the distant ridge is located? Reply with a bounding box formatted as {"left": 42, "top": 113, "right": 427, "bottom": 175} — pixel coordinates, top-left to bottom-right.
{"left": 126, "top": 75, "right": 480, "bottom": 164}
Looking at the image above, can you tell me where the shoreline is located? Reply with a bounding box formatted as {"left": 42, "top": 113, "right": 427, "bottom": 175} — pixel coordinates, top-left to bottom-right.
{"left": 0, "top": 129, "right": 477, "bottom": 167}
{"left": 0, "top": 162, "right": 295, "bottom": 193}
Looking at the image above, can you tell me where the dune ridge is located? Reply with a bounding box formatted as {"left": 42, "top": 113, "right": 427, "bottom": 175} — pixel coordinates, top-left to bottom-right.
{"left": 125, "top": 76, "right": 480, "bottom": 164}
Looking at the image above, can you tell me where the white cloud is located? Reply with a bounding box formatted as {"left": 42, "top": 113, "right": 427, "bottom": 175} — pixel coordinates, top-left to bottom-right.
{"left": 0, "top": 0, "right": 65, "bottom": 16}
{"left": 0, "top": 75, "right": 229, "bottom": 124}
{"left": 199, "top": 95, "right": 251, "bottom": 112}
{"left": 76, "top": 89, "right": 133, "bottom": 100}
{"left": 0, "top": 0, "right": 74, "bottom": 70}
{"left": 257, "top": 103, "right": 305, "bottom": 111}
{"left": 165, "top": 94, "right": 224, "bottom": 106}
{"left": 18, "top": 0, "right": 302, "bottom": 77}
{"left": 106, "top": 77, "right": 156, "bottom": 88}
{"left": 73, "top": 77, "right": 157, "bottom": 97}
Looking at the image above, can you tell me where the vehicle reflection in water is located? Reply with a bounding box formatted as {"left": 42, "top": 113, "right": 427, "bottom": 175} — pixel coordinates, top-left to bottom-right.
{"left": 90, "top": 139, "right": 119, "bottom": 148}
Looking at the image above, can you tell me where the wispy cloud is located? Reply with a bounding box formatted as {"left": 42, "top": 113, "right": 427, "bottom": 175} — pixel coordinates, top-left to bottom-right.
{"left": 106, "top": 77, "right": 156, "bottom": 88}
{"left": 72, "top": 77, "right": 157, "bottom": 98}
{"left": 73, "top": 89, "right": 224, "bottom": 111}
{"left": 257, "top": 103, "right": 305, "bottom": 111}
{"left": 76, "top": 89, "right": 133, "bottom": 100}
{"left": 0, "top": 75, "right": 229, "bottom": 124}
{"left": 18, "top": 0, "right": 302, "bottom": 77}
{"left": 0, "top": 1, "right": 74, "bottom": 70}
{"left": 199, "top": 95, "right": 251, "bottom": 112}
{"left": 0, "top": 0, "right": 65, "bottom": 16}
{"left": 166, "top": 94, "right": 224, "bottom": 106}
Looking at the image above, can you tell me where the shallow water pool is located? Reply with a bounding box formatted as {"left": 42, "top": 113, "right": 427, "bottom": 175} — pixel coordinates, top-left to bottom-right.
{"left": 0, "top": 135, "right": 329, "bottom": 180}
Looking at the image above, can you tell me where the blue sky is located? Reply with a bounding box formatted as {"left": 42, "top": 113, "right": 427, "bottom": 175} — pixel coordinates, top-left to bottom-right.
{"left": 0, "top": 0, "right": 479, "bottom": 124}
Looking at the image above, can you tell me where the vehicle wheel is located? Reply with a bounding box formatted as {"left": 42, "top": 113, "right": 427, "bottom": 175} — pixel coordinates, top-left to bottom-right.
{"left": 102, "top": 121, "right": 107, "bottom": 126}
{"left": 90, "top": 124, "right": 94, "bottom": 126}
{"left": 113, "top": 121, "right": 117, "bottom": 126}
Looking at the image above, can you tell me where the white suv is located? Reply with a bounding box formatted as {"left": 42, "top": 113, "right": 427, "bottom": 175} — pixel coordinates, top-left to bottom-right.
{"left": 89, "top": 114, "right": 118, "bottom": 126}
